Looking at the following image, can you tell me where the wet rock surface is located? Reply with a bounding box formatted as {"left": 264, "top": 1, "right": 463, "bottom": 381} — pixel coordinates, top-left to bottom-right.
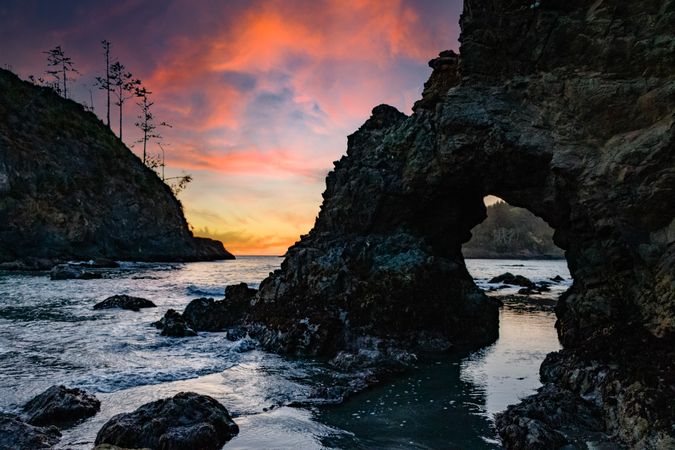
{"left": 0, "top": 414, "right": 61, "bottom": 449}
{"left": 50, "top": 264, "right": 103, "bottom": 280}
{"left": 94, "top": 392, "right": 239, "bottom": 450}
{"left": 153, "top": 309, "right": 197, "bottom": 337}
{"left": 489, "top": 272, "right": 535, "bottom": 288}
{"left": 22, "top": 384, "right": 100, "bottom": 428}
{"left": 94, "top": 295, "right": 156, "bottom": 311}
{"left": 176, "top": 283, "right": 257, "bottom": 332}
{"left": 243, "top": 0, "right": 675, "bottom": 447}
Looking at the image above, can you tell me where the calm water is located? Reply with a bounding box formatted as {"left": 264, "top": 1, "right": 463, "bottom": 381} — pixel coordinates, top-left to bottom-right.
{"left": 0, "top": 257, "right": 569, "bottom": 449}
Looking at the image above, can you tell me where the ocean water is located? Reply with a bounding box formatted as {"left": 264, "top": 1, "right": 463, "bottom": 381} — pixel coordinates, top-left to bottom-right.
{"left": 0, "top": 257, "right": 570, "bottom": 449}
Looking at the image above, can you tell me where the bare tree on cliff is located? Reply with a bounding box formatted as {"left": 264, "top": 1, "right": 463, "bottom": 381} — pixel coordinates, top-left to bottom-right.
{"left": 109, "top": 61, "right": 141, "bottom": 141}
{"left": 134, "top": 87, "right": 171, "bottom": 165}
{"left": 95, "top": 40, "right": 112, "bottom": 127}
{"left": 44, "top": 46, "right": 78, "bottom": 99}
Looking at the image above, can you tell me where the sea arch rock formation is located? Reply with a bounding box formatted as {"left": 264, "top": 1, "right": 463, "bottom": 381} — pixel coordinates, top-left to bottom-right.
{"left": 248, "top": 1, "right": 674, "bottom": 447}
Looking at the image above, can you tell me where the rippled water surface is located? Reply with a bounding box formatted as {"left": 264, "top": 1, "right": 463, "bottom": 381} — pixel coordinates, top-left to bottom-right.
{"left": 0, "top": 257, "right": 570, "bottom": 449}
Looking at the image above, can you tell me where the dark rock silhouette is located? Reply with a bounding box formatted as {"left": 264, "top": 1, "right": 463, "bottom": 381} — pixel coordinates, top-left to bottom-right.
{"left": 94, "top": 392, "right": 238, "bottom": 450}
{"left": 170, "top": 284, "right": 256, "bottom": 332}
{"left": 153, "top": 309, "right": 197, "bottom": 337}
{"left": 94, "top": 295, "right": 156, "bottom": 311}
{"left": 488, "top": 272, "right": 535, "bottom": 288}
{"left": 241, "top": 0, "right": 674, "bottom": 447}
{"left": 0, "top": 414, "right": 61, "bottom": 449}
{"left": 50, "top": 264, "right": 103, "bottom": 280}
{"left": 0, "top": 68, "right": 234, "bottom": 266}
{"left": 22, "top": 385, "right": 100, "bottom": 428}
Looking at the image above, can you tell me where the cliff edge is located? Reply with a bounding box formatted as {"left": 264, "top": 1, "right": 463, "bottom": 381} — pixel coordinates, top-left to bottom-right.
{"left": 0, "top": 69, "right": 234, "bottom": 267}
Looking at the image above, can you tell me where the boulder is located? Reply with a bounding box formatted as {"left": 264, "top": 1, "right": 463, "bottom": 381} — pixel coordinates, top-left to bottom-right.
{"left": 153, "top": 310, "right": 197, "bottom": 337}
{"left": 22, "top": 385, "right": 100, "bottom": 428}
{"left": 94, "top": 295, "right": 156, "bottom": 312}
{"left": 550, "top": 275, "right": 565, "bottom": 283}
{"left": 182, "top": 298, "right": 228, "bottom": 331}
{"left": 488, "top": 273, "right": 535, "bottom": 288}
{"left": 495, "top": 384, "right": 607, "bottom": 449}
{"left": 181, "top": 284, "right": 256, "bottom": 332}
{"left": 94, "top": 392, "right": 239, "bottom": 450}
{"left": 50, "top": 264, "right": 102, "bottom": 280}
{"left": 0, "top": 414, "right": 61, "bottom": 449}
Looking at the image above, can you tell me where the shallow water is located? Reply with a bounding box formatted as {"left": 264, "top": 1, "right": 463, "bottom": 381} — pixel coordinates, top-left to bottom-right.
{"left": 0, "top": 257, "right": 569, "bottom": 449}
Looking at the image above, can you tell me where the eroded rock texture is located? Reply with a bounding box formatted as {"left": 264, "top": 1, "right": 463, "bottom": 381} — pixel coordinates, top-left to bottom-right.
{"left": 94, "top": 392, "right": 239, "bottom": 450}
{"left": 249, "top": 0, "right": 674, "bottom": 447}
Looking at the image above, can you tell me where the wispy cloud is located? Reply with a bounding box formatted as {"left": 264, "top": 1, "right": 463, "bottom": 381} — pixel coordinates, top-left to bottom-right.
{"left": 0, "top": 0, "right": 462, "bottom": 254}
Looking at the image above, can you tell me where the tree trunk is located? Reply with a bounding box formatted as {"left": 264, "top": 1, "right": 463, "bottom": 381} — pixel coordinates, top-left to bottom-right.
{"left": 105, "top": 50, "right": 110, "bottom": 127}
{"left": 119, "top": 87, "right": 123, "bottom": 140}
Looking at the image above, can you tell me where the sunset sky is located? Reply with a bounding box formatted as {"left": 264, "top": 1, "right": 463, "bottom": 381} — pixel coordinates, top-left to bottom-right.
{"left": 0, "top": 0, "right": 463, "bottom": 255}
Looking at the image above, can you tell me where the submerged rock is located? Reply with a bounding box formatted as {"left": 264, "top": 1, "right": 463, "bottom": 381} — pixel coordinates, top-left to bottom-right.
{"left": 94, "top": 295, "right": 156, "bottom": 312}
{"left": 0, "top": 414, "right": 61, "bottom": 449}
{"left": 50, "top": 263, "right": 103, "bottom": 280}
{"left": 23, "top": 385, "right": 100, "bottom": 428}
{"left": 94, "top": 392, "right": 239, "bottom": 450}
{"left": 79, "top": 258, "right": 120, "bottom": 268}
{"left": 488, "top": 273, "right": 535, "bottom": 288}
{"left": 153, "top": 309, "right": 197, "bottom": 337}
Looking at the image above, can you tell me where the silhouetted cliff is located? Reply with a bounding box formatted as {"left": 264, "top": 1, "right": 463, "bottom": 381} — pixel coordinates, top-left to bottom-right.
{"left": 0, "top": 69, "right": 234, "bottom": 267}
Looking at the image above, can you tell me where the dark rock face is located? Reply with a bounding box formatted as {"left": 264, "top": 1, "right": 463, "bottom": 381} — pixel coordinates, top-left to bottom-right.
{"left": 179, "top": 283, "right": 257, "bottom": 332}
{"left": 153, "top": 309, "right": 197, "bottom": 337}
{"left": 94, "top": 392, "right": 239, "bottom": 450}
{"left": 0, "top": 414, "right": 61, "bottom": 449}
{"left": 94, "top": 295, "right": 156, "bottom": 311}
{"left": 245, "top": 0, "right": 674, "bottom": 447}
{"left": 0, "top": 69, "right": 234, "bottom": 265}
{"left": 50, "top": 264, "right": 103, "bottom": 280}
{"left": 496, "top": 384, "right": 607, "bottom": 449}
{"left": 22, "top": 385, "right": 100, "bottom": 428}
{"left": 182, "top": 298, "right": 229, "bottom": 331}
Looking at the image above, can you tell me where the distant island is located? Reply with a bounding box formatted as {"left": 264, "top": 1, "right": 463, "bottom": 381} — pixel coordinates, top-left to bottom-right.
{"left": 463, "top": 201, "right": 564, "bottom": 259}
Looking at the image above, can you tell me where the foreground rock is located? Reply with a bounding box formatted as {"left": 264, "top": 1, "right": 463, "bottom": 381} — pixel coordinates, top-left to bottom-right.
{"left": 153, "top": 310, "right": 196, "bottom": 337}
{"left": 23, "top": 385, "right": 100, "bottom": 428}
{"left": 0, "top": 68, "right": 234, "bottom": 266}
{"left": 182, "top": 283, "right": 257, "bottom": 332}
{"left": 94, "top": 392, "right": 239, "bottom": 450}
{"left": 0, "top": 413, "right": 61, "bottom": 449}
{"left": 94, "top": 295, "right": 156, "bottom": 312}
{"left": 50, "top": 263, "right": 102, "bottom": 280}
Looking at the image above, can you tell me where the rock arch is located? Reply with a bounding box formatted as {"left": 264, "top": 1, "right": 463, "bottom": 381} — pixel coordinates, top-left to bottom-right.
{"left": 247, "top": 1, "right": 674, "bottom": 447}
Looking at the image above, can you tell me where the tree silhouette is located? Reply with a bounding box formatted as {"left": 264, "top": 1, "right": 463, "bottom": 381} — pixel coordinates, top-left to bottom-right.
{"left": 134, "top": 87, "right": 171, "bottom": 165}
{"left": 43, "top": 45, "right": 78, "bottom": 98}
{"left": 95, "top": 40, "right": 112, "bottom": 127}
{"left": 109, "top": 61, "right": 141, "bottom": 141}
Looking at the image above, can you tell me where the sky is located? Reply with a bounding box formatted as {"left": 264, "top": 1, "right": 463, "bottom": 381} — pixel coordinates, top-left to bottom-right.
{"left": 0, "top": 0, "right": 464, "bottom": 255}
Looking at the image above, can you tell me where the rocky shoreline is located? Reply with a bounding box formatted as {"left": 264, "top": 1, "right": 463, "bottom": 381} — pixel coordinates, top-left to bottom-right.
{"left": 219, "top": 0, "right": 674, "bottom": 447}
